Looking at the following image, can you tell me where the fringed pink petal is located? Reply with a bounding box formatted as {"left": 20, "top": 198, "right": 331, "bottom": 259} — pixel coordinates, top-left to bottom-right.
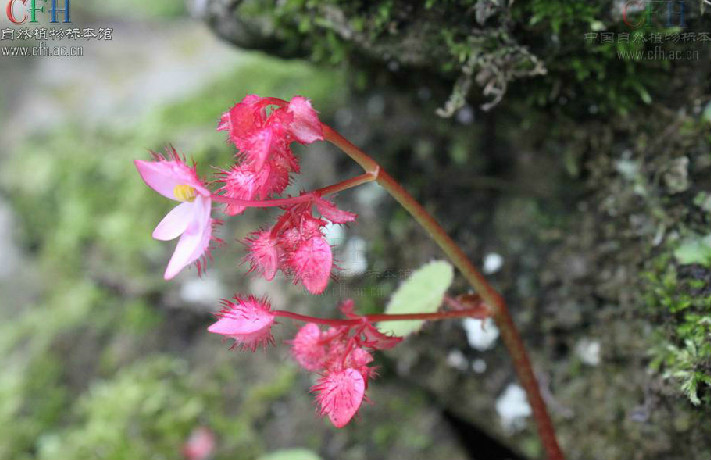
{"left": 288, "top": 235, "right": 333, "bottom": 294}
{"left": 287, "top": 96, "right": 324, "bottom": 144}
{"left": 208, "top": 296, "right": 275, "bottom": 351}
{"left": 312, "top": 369, "right": 366, "bottom": 428}
{"left": 291, "top": 323, "right": 328, "bottom": 371}
{"left": 245, "top": 230, "right": 279, "bottom": 281}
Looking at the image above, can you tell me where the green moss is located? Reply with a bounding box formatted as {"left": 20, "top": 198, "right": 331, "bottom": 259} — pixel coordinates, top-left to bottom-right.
{"left": 645, "top": 253, "right": 711, "bottom": 405}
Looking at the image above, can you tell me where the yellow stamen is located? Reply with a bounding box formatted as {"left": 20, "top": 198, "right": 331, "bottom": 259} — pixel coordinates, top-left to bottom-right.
{"left": 173, "top": 184, "right": 197, "bottom": 202}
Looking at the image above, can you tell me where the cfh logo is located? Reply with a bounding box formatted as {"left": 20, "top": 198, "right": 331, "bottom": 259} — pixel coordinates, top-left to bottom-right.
{"left": 6, "top": 0, "right": 71, "bottom": 24}
{"left": 622, "top": 0, "right": 686, "bottom": 29}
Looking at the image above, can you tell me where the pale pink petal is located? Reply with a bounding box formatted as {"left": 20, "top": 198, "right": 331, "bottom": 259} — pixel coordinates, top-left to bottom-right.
{"left": 312, "top": 369, "right": 366, "bottom": 428}
{"left": 164, "top": 229, "right": 205, "bottom": 279}
{"left": 152, "top": 202, "right": 194, "bottom": 241}
{"left": 135, "top": 159, "right": 208, "bottom": 200}
{"left": 163, "top": 196, "right": 212, "bottom": 279}
{"left": 287, "top": 96, "right": 323, "bottom": 144}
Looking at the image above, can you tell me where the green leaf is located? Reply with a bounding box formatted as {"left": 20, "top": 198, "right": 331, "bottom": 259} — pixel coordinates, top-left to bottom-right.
{"left": 674, "top": 235, "right": 711, "bottom": 267}
{"left": 378, "top": 261, "right": 454, "bottom": 336}
{"left": 257, "top": 449, "right": 322, "bottom": 460}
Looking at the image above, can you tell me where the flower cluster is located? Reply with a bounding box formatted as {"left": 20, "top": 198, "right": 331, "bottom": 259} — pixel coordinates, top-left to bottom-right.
{"left": 293, "top": 301, "right": 402, "bottom": 427}
{"left": 246, "top": 196, "right": 356, "bottom": 294}
{"left": 208, "top": 298, "right": 402, "bottom": 427}
{"left": 134, "top": 95, "right": 349, "bottom": 288}
{"left": 135, "top": 94, "right": 401, "bottom": 429}
{"left": 216, "top": 95, "right": 323, "bottom": 216}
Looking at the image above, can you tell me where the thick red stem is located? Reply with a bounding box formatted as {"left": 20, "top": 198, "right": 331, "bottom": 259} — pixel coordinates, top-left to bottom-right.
{"left": 321, "top": 123, "right": 564, "bottom": 460}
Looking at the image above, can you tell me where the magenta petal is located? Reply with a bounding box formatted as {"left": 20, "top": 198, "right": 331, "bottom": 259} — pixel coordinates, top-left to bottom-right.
{"left": 152, "top": 202, "right": 194, "bottom": 241}
{"left": 287, "top": 96, "right": 323, "bottom": 144}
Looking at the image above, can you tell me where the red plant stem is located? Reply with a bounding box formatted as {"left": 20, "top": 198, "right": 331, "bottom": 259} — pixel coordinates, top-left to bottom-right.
{"left": 315, "top": 172, "right": 378, "bottom": 196}
{"left": 210, "top": 194, "right": 310, "bottom": 207}
{"left": 273, "top": 307, "right": 490, "bottom": 327}
{"left": 322, "top": 124, "right": 564, "bottom": 460}
{"left": 210, "top": 173, "right": 376, "bottom": 208}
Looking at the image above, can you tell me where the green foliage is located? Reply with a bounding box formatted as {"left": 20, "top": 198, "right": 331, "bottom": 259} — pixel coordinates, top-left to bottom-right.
{"left": 78, "top": 0, "right": 187, "bottom": 18}
{"left": 512, "top": 0, "right": 677, "bottom": 116}
{"left": 258, "top": 449, "right": 322, "bottom": 460}
{"left": 37, "top": 357, "right": 203, "bottom": 459}
{"left": 0, "top": 55, "right": 343, "bottom": 460}
{"left": 674, "top": 235, "right": 711, "bottom": 267}
{"left": 525, "top": 0, "right": 601, "bottom": 35}
{"left": 646, "top": 254, "right": 711, "bottom": 406}
{"left": 378, "top": 260, "right": 454, "bottom": 336}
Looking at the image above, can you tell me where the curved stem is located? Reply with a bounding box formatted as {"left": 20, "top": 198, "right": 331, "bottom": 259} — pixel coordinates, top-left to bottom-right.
{"left": 273, "top": 307, "right": 491, "bottom": 326}
{"left": 315, "top": 172, "right": 378, "bottom": 196}
{"left": 322, "top": 124, "right": 564, "bottom": 460}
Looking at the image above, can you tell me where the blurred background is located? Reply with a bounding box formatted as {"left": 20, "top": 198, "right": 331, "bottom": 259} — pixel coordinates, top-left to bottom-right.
{"left": 1, "top": 1, "right": 710, "bottom": 459}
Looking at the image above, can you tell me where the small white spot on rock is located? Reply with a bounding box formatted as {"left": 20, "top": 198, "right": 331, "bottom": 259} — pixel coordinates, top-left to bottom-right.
{"left": 483, "top": 252, "right": 503, "bottom": 274}
{"left": 0, "top": 200, "right": 20, "bottom": 279}
{"left": 340, "top": 236, "right": 367, "bottom": 277}
{"left": 463, "top": 318, "right": 499, "bottom": 350}
{"left": 575, "top": 338, "right": 601, "bottom": 366}
{"left": 447, "top": 349, "right": 468, "bottom": 371}
{"left": 323, "top": 222, "right": 345, "bottom": 247}
{"left": 496, "top": 384, "right": 532, "bottom": 432}
{"left": 180, "top": 273, "right": 225, "bottom": 304}
{"left": 472, "top": 359, "right": 487, "bottom": 374}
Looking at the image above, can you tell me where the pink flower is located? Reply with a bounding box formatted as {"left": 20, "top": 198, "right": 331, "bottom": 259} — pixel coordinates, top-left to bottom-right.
{"left": 291, "top": 323, "right": 328, "bottom": 371}
{"left": 312, "top": 368, "right": 366, "bottom": 428}
{"left": 217, "top": 94, "right": 269, "bottom": 152}
{"left": 218, "top": 94, "right": 323, "bottom": 148}
{"left": 134, "top": 148, "right": 215, "bottom": 280}
{"left": 208, "top": 296, "right": 275, "bottom": 351}
{"left": 286, "top": 96, "right": 324, "bottom": 144}
{"left": 182, "top": 427, "right": 216, "bottom": 460}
